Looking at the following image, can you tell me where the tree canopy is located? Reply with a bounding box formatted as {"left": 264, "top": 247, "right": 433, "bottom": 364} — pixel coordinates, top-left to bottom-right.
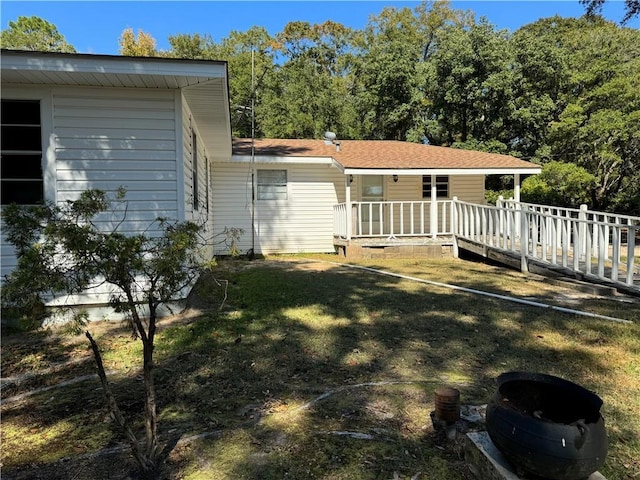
{"left": 1, "top": 16, "right": 76, "bottom": 52}
{"left": 3, "top": 6, "right": 638, "bottom": 214}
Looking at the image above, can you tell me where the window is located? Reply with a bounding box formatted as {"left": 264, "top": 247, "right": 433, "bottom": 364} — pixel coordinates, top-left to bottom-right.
{"left": 257, "top": 169, "right": 287, "bottom": 200}
{"left": 192, "top": 131, "right": 199, "bottom": 210}
{"left": 422, "top": 175, "right": 449, "bottom": 198}
{"left": 1, "top": 99, "right": 44, "bottom": 205}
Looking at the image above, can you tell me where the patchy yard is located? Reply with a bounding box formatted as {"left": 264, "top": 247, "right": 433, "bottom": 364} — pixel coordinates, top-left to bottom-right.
{"left": 1, "top": 255, "right": 639, "bottom": 479}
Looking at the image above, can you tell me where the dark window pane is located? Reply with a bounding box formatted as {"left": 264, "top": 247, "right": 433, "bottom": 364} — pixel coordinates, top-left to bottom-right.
{"left": 1, "top": 180, "right": 44, "bottom": 205}
{"left": 1, "top": 154, "right": 42, "bottom": 178}
{"left": 1, "top": 100, "right": 40, "bottom": 125}
{"left": 1, "top": 126, "right": 42, "bottom": 151}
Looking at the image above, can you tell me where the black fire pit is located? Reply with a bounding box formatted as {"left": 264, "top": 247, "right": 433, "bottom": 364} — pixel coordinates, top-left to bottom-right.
{"left": 485, "top": 371, "right": 607, "bottom": 480}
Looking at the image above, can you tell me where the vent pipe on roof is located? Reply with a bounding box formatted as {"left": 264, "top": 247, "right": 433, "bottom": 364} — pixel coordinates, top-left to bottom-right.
{"left": 324, "top": 131, "right": 336, "bottom": 145}
{"left": 324, "top": 131, "right": 340, "bottom": 151}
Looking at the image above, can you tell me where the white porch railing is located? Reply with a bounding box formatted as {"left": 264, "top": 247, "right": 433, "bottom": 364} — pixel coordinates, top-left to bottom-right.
{"left": 334, "top": 198, "right": 639, "bottom": 291}
{"left": 333, "top": 201, "right": 454, "bottom": 239}
{"left": 454, "top": 199, "right": 639, "bottom": 290}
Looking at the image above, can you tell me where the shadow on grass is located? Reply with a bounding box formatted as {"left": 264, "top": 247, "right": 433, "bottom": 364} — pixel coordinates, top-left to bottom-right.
{"left": 2, "top": 257, "right": 639, "bottom": 479}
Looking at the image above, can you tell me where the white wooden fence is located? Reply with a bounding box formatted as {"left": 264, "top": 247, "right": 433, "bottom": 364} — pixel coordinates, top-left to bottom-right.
{"left": 334, "top": 201, "right": 453, "bottom": 239}
{"left": 334, "top": 198, "right": 639, "bottom": 291}
{"left": 453, "top": 198, "right": 639, "bottom": 289}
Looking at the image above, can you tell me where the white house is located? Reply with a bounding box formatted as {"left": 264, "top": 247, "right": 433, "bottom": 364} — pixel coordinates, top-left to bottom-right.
{"left": 214, "top": 138, "right": 541, "bottom": 257}
{"left": 1, "top": 49, "right": 229, "bottom": 308}
{"left": 1, "top": 49, "right": 542, "bottom": 311}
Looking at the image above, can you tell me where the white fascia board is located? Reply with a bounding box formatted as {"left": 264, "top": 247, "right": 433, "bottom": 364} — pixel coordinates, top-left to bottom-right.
{"left": 230, "top": 155, "right": 334, "bottom": 165}
{"left": 2, "top": 52, "right": 226, "bottom": 81}
{"left": 342, "top": 167, "right": 542, "bottom": 176}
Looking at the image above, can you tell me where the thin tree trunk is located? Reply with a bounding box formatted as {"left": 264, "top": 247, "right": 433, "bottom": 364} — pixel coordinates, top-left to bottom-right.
{"left": 143, "top": 302, "right": 160, "bottom": 461}
{"left": 85, "top": 331, "right": 156, "bottom": 473}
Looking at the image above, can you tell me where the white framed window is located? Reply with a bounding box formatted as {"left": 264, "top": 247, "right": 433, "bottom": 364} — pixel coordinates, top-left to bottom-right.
{"left": 422, "top": 175, "right": 449, "bottom": 198}
{"left": 1, "top": 99, "right": 44, "bottom": 205}
{"left": 257, "top": 169, "right": 287, "bottom": 200}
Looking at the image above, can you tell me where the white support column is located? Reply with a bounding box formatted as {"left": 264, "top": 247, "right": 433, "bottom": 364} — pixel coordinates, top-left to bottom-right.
{"left": 430, "top": 174, "right": 438, "bottom": 238}
{"left": 578, "top": 204, "right": 588, "bottom": 260}
{"left": 346, "top": 176, "right": 352, "bottom": 240}
{"left": 514, "top": 173, "right": 521, "bottom": 202}
{"left": 452, "top": 196, "right": 459, "bottom": 258}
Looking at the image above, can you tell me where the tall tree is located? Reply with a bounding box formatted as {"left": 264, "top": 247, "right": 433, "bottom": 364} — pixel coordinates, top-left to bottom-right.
{"left": 424, "top": 18, "right": 513, "bottom": 148}
{"left": 353, "top": 1, "right": 472, "bottom": 141}
{"left": 259, "top": 21, "right": 358, "bottom": 139}
{"left": 508, "top": 17, "right": 569, "bottom": 161}
{"left": 119, "top": 28, "right": 158, "bottom": 57}
{"left": 534, "top": 17, "right": 640, "bottom": 212}
{"left": 581, "top": 0, "right": 640, "bottom": 24}
{"left": 1, "top": 16, "right": 75, "bottom": 52}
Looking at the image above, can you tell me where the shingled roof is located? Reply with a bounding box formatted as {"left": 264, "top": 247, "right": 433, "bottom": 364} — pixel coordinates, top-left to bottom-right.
{"left": 232, "top": 138, "right": 540, "bottom": 172}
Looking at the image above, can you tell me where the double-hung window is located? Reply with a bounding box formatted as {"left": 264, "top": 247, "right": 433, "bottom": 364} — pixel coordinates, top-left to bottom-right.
{"left": 422, "top": 175, "right": 449, "bottom": 198}
{"left": 257, "top": 169, "right": 287, "bottom": 200}
{"left": 1, "top": 99, "right": 44, "bottom": 205}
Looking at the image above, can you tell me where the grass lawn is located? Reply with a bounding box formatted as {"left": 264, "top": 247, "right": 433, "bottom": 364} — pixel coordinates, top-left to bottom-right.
{"left": 1, "top": 255, "right": 639, "bottom": 479}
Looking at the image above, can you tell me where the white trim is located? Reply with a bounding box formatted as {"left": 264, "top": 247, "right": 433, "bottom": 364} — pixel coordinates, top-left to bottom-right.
{"left": 43, "top": 91, "right": 56, "bottom": 204}
{"left": 175, "top": 91, "right": 186, "bottom": 221}
{"left": 342, "top": 167, "right": 541, "bottom": 175}
{"left": 231, "top": 155, "right": 334, "bottom": 165}
{"left": 1, "top": 51, "right": 226, "bottom": 82}
{"left": 0, "top": 87, "right": 56, "bottom": 204}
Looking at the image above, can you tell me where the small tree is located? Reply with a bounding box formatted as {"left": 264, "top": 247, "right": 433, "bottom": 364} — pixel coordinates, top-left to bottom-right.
{"left": 1, "top": 188, "right": 209, "bottom": 478}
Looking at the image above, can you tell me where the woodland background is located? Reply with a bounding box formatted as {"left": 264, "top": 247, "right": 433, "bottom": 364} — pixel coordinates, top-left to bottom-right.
{"left": 3, "top": 1, "right": 639, "bottom": 214}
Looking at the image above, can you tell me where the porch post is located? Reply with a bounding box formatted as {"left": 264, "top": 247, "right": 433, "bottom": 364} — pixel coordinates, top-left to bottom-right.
{"left": 452, "top": 196, "right": 459, "bottom": 258}
{"left": 514, "top": 173, "right": 522, "bottom": 239}
{"left": 346, "top": 175, "right": 352, "bottom": 240}
{"left": 514, "top": 173, "right": 521, "bottom": 202}
{"left": 430, "top": 174, "right": 438, "bottom": 239}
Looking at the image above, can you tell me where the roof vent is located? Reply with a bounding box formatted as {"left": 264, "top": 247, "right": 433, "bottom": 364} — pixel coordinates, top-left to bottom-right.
{"left": 323, "top": 131, "right": 336, "bottom": 145}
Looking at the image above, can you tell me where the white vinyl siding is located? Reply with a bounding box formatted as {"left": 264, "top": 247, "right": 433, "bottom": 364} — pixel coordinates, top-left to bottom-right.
{"left": 181, "top": 99, "right": 213, "bottom": 259}
{"left": 2, "top": 86, "right": 183, "bottom": 306}
{"left": 212, "top": 162, "right": 345, "bottom": 254}
{"left": 181, "top": 101, "right": 209, "bottom": 221}
{"left": 53, "top": 87, "right": 179, "bottom": 222}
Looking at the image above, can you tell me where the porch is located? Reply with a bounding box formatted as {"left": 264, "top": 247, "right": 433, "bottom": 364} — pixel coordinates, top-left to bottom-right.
{"left": 333, "top": 199, "right": 640, "bottom": 295}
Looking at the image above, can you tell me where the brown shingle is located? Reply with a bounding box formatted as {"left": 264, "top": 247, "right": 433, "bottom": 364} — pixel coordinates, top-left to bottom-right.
{"left": 232, "top": 138, "right": 539, "bottom": 170}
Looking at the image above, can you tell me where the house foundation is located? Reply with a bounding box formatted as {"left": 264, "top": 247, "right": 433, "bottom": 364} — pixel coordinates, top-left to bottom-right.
{"left": 334, "top": 236, "right": 454, "bottom": 260}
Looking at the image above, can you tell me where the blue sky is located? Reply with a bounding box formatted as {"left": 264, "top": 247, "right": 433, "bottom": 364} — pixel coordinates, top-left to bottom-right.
{"left": 1, "top": 1, "right": 636, "bottom": 55}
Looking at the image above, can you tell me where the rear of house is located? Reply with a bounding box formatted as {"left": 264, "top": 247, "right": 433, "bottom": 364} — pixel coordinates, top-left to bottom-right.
{"left": 212, "top": 138, "right": 540, "bottom": 256}
{"left": 1, "top": 50, "right": 543, "bottom": 313}
{"left": 1, "top": 50, "right": 229, "bottom": 310}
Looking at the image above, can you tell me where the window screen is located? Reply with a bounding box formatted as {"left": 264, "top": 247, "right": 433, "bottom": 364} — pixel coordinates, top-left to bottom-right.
{"left": 257, "top": 169, "right": 287, "bottom": 200}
